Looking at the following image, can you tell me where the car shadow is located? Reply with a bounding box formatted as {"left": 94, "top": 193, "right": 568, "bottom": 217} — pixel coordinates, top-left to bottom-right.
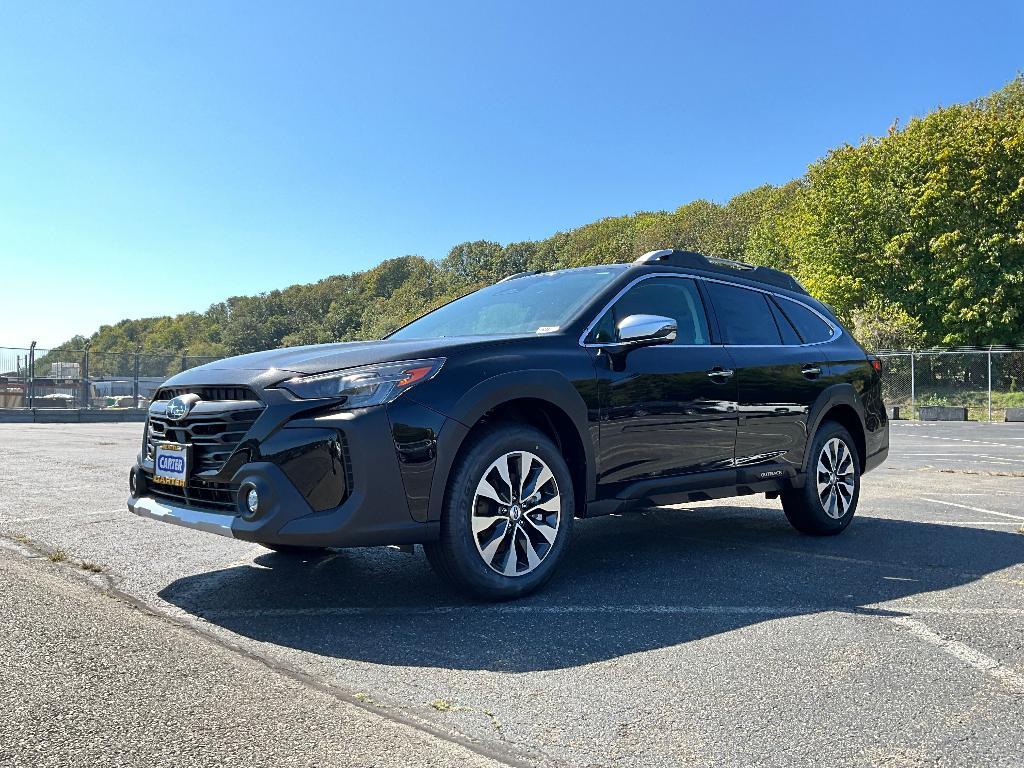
{"left": 158, "top": 506, "right": 1024, "bottom": 672}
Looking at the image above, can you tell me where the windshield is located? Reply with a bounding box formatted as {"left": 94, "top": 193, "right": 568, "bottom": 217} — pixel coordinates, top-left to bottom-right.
{"left": 389, "top": 267, "right": 626, "bottom": 340}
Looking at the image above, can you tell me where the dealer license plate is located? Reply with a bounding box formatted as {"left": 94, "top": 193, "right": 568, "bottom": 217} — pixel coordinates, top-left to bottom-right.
{"left": 154, "top": 443, "right": 189, "bottom": 486}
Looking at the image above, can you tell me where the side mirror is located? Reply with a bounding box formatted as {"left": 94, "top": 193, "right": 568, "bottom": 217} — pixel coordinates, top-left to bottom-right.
{"left": 616, "top": 314, "right": 677, "bottom": 346}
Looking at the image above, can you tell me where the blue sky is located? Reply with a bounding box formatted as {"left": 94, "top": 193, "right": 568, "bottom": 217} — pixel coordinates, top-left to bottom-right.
{"left": 1, "top": 2, "right": 1022, "bottom": 347}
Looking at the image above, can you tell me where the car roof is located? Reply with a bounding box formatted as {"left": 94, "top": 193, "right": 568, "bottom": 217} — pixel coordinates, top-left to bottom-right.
{"left": 507, "top": 251, "right": 807, "bottom": 297}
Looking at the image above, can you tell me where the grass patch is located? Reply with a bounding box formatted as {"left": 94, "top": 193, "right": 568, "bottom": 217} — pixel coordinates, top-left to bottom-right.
{"left": 47, "top": 549, "right": 68, "bottom": 563}
{"left": 430, "top": 699, "right": 457, "bottom": 712}
{"left": 484, "top": 708, "right": 503, "bottom": 732}
{"left": 79, "top": 561, "right": 104, "bottom": 573}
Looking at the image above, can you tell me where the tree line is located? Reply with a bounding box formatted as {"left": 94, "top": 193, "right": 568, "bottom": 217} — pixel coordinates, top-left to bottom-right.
{"left": 46, "top": 76, "right": 1024, "bottom": 370}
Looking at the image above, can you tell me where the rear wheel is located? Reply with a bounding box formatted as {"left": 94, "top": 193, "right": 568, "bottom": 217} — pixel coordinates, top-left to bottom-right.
{"left": 424, "top": 422, "right": 574, "bottom": 600}
{"left": 781, "top": 421, "right": 860, "bottom": 535}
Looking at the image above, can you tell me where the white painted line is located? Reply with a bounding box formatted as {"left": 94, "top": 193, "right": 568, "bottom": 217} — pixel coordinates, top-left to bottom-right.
{"left": 975, "top": 454, "right": 1024, "bottom": 464}
{"left": 940, "top": 492, "right": 1023, "bottom": 497}
{"left": 889, "top": 616, "right": 1024, "bottom": 692}
{"left": 1, "top": 509, "right": 120, "bottom": 524}
{"left": 920, "top": 497, "right": 1024, "bottom": 522}
{"left": 900, "top": 453, "right": 985, "bottom": 457}
{"left": 909, "top": 457, "right": 1023, "bottom": 466}
{"left": 910, "top": 434, "right": 1024, "bottom": 450}
{"left": 203, "top": 604, "right": 804, "bottom": 619}
{"left": 200, "top": 604, "right": 1024, "bottom": 620}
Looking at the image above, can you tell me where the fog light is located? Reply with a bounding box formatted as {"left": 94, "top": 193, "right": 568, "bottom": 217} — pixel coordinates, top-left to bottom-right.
{"left": 129, "top": 469, "right": 138, "bottom": 496}
{"left": 246, "top": 488, "right": 259, "bottom": 514}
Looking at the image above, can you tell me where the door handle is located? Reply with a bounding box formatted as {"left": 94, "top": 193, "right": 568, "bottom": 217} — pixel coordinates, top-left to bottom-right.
{"left": 707, "top": 367, "right": 734, "bottom": 381}
{"left": 801, "top": 365, "right": 822, "bottom": 378}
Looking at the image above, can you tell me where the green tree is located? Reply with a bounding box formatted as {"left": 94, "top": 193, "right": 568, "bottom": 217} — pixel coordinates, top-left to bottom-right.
{"left": 46, "top": 76, "right": 1024, "bottom": 357}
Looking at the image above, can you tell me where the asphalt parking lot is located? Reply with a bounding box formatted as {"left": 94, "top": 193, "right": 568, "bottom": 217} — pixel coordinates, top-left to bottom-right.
{"left": 1, "top": 420, "right": 1022, "bottom": 767}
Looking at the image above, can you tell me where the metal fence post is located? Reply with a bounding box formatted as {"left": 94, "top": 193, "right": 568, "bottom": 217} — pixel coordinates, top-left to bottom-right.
{"left": 910, "top": 352, "right": 916, "bottom": 419}
{"left": 133, "top": 350, "right": 141, "bottom": 409}
{"left": 81, "top": 344, "right": 91, "bottom": 409}
{"left": 27, "top": 341, "right": 36, "bottom": 408}
{"left": 180, "top": 350, "right": 188, "bottom": 373}
{"left": 987, "top": 348, "right": 993, "bottom": 422}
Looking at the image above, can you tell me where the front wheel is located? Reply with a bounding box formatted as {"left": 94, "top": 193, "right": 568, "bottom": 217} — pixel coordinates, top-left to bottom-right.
{"left": 781, "top": 421, "right": 860, "bottom": 535}
{"left": 424, "top": 422, "right": 574, "bottom": 600}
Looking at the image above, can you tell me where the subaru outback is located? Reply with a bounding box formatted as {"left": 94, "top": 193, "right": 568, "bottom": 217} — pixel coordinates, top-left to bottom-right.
{"left": 128, "top": 249, "right": 889, "bottom": 599}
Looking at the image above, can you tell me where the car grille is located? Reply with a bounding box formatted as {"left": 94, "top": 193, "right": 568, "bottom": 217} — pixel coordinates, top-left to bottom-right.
{"left": 148, "top": 406, "right": 264, "bottom": 474}
{"left": 150, "top": 478, "right": 238, "bottom": 512}
{"left": 145, "top": 385, "right": 266, "bottom": 512}
{"left": 154, "top": 385, "right": 257, "bottom": 402}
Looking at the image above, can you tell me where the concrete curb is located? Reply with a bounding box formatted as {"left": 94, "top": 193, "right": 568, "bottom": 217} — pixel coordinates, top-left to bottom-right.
{"left": 919, "top": 406, "right": 969, "bottom": 421}
{"left": 0, "top": 408, "right": 148, "bottom": 424}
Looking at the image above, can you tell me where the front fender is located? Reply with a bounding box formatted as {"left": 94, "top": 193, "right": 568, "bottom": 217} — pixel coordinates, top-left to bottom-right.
{"left": 414, "top": 369, "right": 597, "bottom": 522}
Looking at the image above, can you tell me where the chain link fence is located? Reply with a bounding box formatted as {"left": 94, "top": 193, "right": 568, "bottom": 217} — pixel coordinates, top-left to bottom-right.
{"left": 877, "top": 348, "right": 1024, "bottom": 421}
{"left": 3, "top": 343, "right": 1023, "bottom": 419}
{"left": 0, "top": 346, "right": 218, "bottom": 410}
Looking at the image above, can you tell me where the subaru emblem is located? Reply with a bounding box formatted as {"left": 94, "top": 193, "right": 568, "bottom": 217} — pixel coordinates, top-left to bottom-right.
{"left": 165, "top": 394, "right": 199, "bottom": 421}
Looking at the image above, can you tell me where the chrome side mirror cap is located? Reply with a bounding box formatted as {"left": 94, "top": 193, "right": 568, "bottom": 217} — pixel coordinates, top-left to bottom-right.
{"left": 617, "top": 314, "right": 677, "bottom": 345}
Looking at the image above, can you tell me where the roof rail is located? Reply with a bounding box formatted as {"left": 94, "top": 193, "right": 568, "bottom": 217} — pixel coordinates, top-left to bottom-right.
{"left": 497, "top": 271, "right": 538, "bottom": 283}
{"left": 633, "top": 249, "right": 806, "bottom": 294}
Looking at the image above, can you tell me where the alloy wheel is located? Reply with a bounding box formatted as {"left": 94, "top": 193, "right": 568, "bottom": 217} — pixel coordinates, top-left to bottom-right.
{"left": 471, "top": 450, "right": 561, "bottom": 577}
{"left": 816, "top": 437, "right": 855, "bottom": 519}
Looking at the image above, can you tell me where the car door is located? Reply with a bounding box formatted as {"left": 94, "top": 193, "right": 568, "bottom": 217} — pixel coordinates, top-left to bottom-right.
{"left": 586, "top": 276, "right": 738, "bottom": 494}
{"left": 701, "top": 280, "right": 833, "bottom": 472}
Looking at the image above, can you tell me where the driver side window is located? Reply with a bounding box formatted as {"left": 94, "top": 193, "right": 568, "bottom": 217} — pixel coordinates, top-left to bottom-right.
{"left": 587, "top": 277, "right": 710, "bottom": 345}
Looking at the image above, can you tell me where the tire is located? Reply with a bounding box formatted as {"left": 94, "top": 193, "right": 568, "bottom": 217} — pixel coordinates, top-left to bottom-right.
{"left": 781, "top": 420, "right": 861, "bottom": 536}
{"left": 423, "top": 422, "right": 575, "bottom": 600}
{"left": 260, "top": 544, "right": 331, "bottom": 557}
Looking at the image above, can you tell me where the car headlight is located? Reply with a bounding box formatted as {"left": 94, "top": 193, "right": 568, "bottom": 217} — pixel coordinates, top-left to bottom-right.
{"left": 276, "top": 358, "right": 445, "bottom": 405}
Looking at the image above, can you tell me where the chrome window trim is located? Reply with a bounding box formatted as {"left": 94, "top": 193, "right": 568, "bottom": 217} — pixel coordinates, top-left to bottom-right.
{"left": 578, "top": 271, "right": 842, "bottom": 349}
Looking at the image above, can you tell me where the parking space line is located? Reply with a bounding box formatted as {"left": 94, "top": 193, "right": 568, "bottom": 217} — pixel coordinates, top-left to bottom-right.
{"left": 910, "top": 434, "right": 1024, "bottom": 450}
{"left": 926, "top": 521, "right": 1022, "bottom": 526}
{"left": 920, "top": 497, "right": 1024, "bottom": 522}
{"left": 1, "top": 509, "right": 120, "bottom": 524}
{"left": 671, "top": 530, "right": 1024, "bottom": 585}
{"left": 889, "top": 616, "right": 1024, "bottom": 692}
{"left": 198, "top": 604, "right": 1024, "bottom": 619}
{"left": 905, "top": 457, "right": 1023, "bottom": 466}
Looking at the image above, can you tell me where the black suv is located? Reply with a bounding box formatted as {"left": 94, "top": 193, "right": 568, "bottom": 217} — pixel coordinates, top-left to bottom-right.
{"left": 129, "top": 249, "right": 888, "bottom": 599}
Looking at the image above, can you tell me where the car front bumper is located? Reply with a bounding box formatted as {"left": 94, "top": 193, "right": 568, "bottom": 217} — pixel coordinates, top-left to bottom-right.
{"left": 127, "top": 399, "right": 451, "bottom": 548}
{"left": 128, "top": 494, "right": 235, "bottom": 537}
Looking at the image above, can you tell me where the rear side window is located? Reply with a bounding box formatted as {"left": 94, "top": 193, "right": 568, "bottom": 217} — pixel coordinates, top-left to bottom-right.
{"left": 776, "top": 298, "right": 835, "bottom": 344}
{"left": 704, "top": 282, "right": 782, "bottom": 345}
{"left": 768, "top": 299, "right": 802, "bottom": 345}
{"left": 587, "top": 277, "right": 710, "bottom": 345}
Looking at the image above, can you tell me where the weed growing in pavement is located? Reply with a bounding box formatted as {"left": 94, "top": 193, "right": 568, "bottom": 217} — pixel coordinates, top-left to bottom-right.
{"left": 47, "top": 549, "right": 68, "bottom": 563}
